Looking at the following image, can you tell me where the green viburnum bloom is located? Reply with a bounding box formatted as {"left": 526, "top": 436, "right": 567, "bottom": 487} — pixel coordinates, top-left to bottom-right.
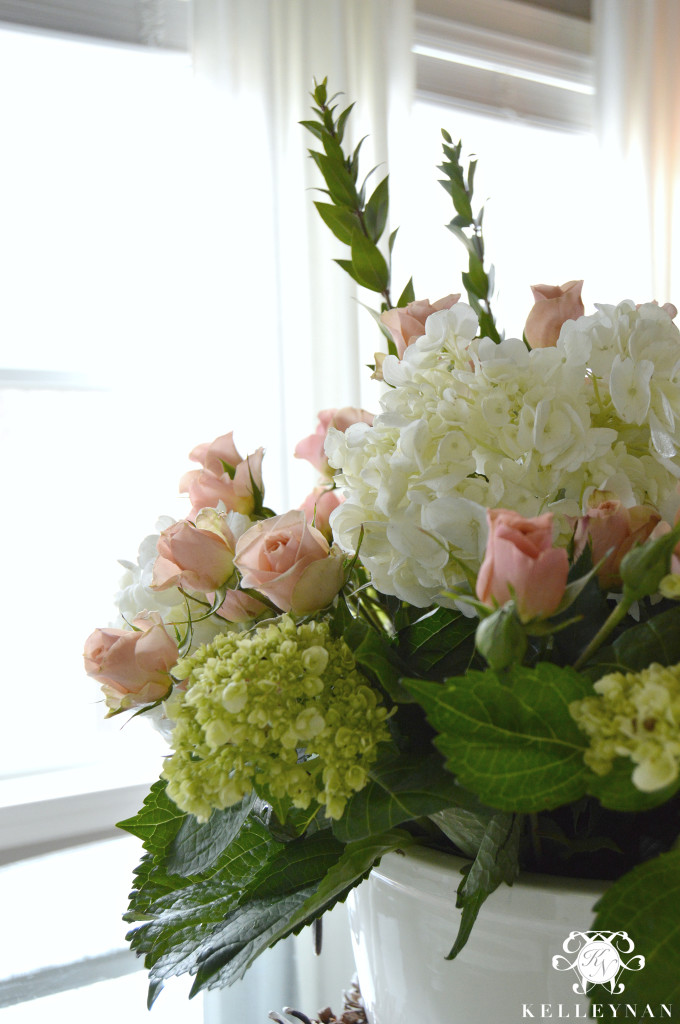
{"left": 570, "top": 661, "right": 680, "bottom": 792}
{"left": 162, "top": 615, "right": 391, "bottom": 822}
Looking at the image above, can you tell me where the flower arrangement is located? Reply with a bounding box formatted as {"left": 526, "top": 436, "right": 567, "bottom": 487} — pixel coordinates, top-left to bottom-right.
{"left": 85, "top": 80, "right": 680, "bottom": 1012}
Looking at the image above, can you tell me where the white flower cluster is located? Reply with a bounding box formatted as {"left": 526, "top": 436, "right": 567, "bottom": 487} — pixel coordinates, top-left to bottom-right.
{"left": 327, "top": 301, "right": 680, "bottom": 606}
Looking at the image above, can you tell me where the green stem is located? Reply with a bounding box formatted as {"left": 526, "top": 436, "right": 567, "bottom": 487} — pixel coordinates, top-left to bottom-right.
{"left": 573, "top": 595, "right": 633, "bottom": 670}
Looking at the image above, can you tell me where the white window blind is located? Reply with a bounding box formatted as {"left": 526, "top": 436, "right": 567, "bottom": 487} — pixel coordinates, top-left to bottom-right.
{"left": 414, "top": 0, "right": 593, "bottom": 131}
{"left": 0, "top": 0, "right": 189, "bottom": 49}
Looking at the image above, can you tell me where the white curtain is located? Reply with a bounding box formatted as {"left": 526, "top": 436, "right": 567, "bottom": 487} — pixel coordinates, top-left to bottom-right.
{"left": 191, "top": 0, "right": 413, "bottom": 511}
{"left": 594, "top": 0, "right": 680, "bottom": 306}
{"left": 190, "top": 3, "right": 413, "bottom": 1019}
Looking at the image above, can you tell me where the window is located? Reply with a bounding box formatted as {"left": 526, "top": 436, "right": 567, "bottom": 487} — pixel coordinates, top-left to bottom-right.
{"left": 1, "top": 2, "right": 600, "bottom": 1017}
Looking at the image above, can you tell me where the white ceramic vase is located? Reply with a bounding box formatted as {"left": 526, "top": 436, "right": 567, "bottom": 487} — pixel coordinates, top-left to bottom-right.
{"left": 347, "top": 846, "right": 605, "bottom": 1024}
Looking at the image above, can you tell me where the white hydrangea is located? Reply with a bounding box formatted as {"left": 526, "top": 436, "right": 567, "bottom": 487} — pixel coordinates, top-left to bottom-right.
{"left": 328, "top": 301, "right": 680, "bottom": 605}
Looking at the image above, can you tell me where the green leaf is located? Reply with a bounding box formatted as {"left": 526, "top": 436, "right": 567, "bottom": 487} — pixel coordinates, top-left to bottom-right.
{"left": 299, "top": 119, "right": 325, "bottom": 141}
{"left": 462, "top": 262, "right": 489, "bottom": 299}
{"left": 293, "top": 829, "right": 416, "bottom": 923}
{"left": 308, "top": 150, "right": 357, "bottom": 207}
{"left": 363, "top": 175, "right": 389, "bottom": 243}
{"left": 313, "top": 201, "right": 360, "bottom": 245}
{"left": 396, "top": 276, "right": 416, "bottom": 307}
{"left": 404, "top": 663, "right": 593, "bottom": 812}
{"left": 591, "top": 605, "right": 680, "bottom": 676}
{"left": 350, "top": 231, "right": 389, "bottom": 293}
{"left": 321, "top": 130, "right": 346, "bottom": 165}
{"left": 166, "top": 794, "right": 255, "bottom": 876}
{"left": 431, "top": 801, "right": 499, "bottom": 858}
{"left": 334, "top": 257, "right": 366, "bottom": 287}
{"left": 128, "top": 819, "right": 338, "bottom": 1000}
{"left": 117, "top": 779, "right": 185, "bottom": 856}
{"left": 312, "top": 78, "right": 327, "bottom": 107}
{"left": 586, "top": 757, "right": 680, "bottom": 812}
{"left": 447, "top": 812, "right": 520, "bottom": 960}
{"left": 190, "top": 829, "right": 415, "bottom": 994}
{"left": 333, "top": 750, "right": 473, "bottom": 842}
{"left": 398, "top": 607, "right": 478, "bottom": 679}
{"left": 351, "top": 627, "right": 412, "bottom": 701}
{"left": 591, "top": 849, "right": 680, "bottom": 1012}
{"left": 336, "top": 102, "right": 355, "bottom": 143}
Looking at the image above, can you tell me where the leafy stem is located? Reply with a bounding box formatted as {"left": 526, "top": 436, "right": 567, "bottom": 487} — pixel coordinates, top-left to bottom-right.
{"left": 439, "top": 130, "right": 500, "bottom": 343}
{"left": 302, "top": 78, "right": 415, "bottom": 313}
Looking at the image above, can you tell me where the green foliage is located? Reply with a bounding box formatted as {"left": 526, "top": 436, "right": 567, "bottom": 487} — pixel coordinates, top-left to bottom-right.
{"left": 404, "top": 663, "right": 594, "bottom": 812}
{"left": 439, "top": 129, "right": 501, "bottom": 343}
{"left": 589, "top": 604, "right": 680, "bottom": 676}
{"left": 397, "top": 607, "right": 478, "bottom": 680}
{"left": 447, "top": 812, "right": 520, "bottom": 960}
{"left": 120, "top": 778, "right": 413, "bottom": 1002}
{"left": 333, "top": 750, "right": 474, "bottom": 842}
{"left": 302, "top": 78, "right": 403, "bottom": 309}
{"left": 591, "top": 849, "right": 680, "bottom": 1017}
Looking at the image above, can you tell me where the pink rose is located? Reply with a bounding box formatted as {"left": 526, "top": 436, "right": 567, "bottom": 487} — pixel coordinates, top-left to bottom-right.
{"left": 299, "top": 486, "right": 344, "bottom": 541}
{"left": 151, "top": 510, "right": 236, "bottom": 593}
{"left": 295, "top": 408, "right": 374, "bottom": 477}
{"left": 524, "top": 280, "right": 584, "bottom": 348}
{"left": 234, "top": 509, "right": 345, "bottom": 614}
{"left": 83, "top": 612, "right": 178, "bottom": 712}
{"left": 180, "top": 431, "right": 264, "bottom": 517}
{"left": 476, "top": 509, "right": 569, "bottom": 622}
{"left": 574, "top": 492, "right": 661, "bottom": 589}
{"left": 215, "top": 588, "right": 267, "bottom": 623}
{"left": 380, "top": 294, "right": 460, "bottom": 358}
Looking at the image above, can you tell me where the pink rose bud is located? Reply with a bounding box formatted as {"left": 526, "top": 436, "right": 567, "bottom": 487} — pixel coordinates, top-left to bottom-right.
{"left": 295, "top": 408, "right": 374, "bottom": 477}
{"left": 476, "top": 508, "right": 569, "bottom": 622}
{"left": 573, "top": 491, "right": 661, "bottom": 590}
{"left": 524, "top": 280, "right": 585, "bottom": 348}
{"left": 83, "top": 612, "right": 178, "bottom": 712}
{"left": 234, "top": 509, "right": 345, "bottom": 614}
{"left": 151, "top": 510, "right": 236, "bottom": 592}
{"left": 380, "top": 294, "right": 461, "bottom": 358}
{"left": 179, "top": 431, "right": 265, "bottom": 517}
{"left": 299, "top": 486, "right": 344, "bottom": 541}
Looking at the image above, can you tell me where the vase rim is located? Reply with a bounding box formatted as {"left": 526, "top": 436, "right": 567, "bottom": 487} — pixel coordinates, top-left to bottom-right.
{"left": 372, "top": 844, "right": 608, "bottom": 899}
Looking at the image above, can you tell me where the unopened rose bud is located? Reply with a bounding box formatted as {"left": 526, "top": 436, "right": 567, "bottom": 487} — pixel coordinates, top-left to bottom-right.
{"left": 620, "top": 523, "right": 680, "bottom": 602}
{"left": 475, "top": 605, "right": 527, "bottom": 670}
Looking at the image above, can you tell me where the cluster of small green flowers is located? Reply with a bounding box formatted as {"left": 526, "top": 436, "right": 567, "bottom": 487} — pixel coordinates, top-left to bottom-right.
{"left": 570, "top": 661, "right": 680, "bottom": 792}
{"left": 162, "top": 615, "right": 391, "bottom": 822}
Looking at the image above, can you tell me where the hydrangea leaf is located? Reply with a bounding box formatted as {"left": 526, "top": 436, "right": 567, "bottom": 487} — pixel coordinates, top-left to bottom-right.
{"left": 404, "top": 663, "right": 593, "bottom": 812}
{"left": 117, "top": 778, "right": 185, "bottom": 856}
{"left": 127, "top": 802, "right": 412, "bottom": 1002}
{"left": 447, "top": 811, "right": 521, "bottom": 960}
{"left": 590, "top": 605, "right": 680, "bottom": 676}
{"left": 430, "top": 800, "right": 500, "bottom": 858}
{"left": 333, "top": 750, "right": 475, "bottom": 842}
{"left": 586, "top": 757, "right": 680, "bottom": 813}
{"left": 188, "top": 828, "right": 415, "bottom": 996}
{"left": 349, "top": 626, "right": 413, "bottom": 701}
{"left": 127, "top": 819, "right": 337, "bottom": 1000}
{"left": 591, "top": 849, "right": 680, "bottom": 1011}
{"left": 397, "top": 607, "right": 478, "bottom": 679}
{"left": 165, "top": 793, "right": 255, "bottom": 877}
